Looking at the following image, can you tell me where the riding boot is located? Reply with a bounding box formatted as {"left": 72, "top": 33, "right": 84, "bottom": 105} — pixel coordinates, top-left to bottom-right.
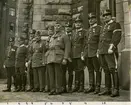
{"left": 94, "top": 71, "right": 101, "bottom": 94}
{"left": 84, "top": 71, "right": 95, "bottom": 93}
{"left": 98, "top": 73, "right": 111, "bottom": 96}
{"left": 110, "top": 71, "right": 119, "bottom": 97}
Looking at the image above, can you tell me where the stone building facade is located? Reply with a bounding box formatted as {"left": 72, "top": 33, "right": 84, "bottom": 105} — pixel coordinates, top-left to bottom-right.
{"left": 0, "top": 0, "right": 130, "bottom": 89}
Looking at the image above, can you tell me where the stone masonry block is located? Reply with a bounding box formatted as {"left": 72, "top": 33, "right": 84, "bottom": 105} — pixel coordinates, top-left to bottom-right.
{"left": 124, "top": 23, "right": 131, "bottom": 35}
{"left": 33, "top": 21, "right": 41, "bottom": 30}
{"left": 34, "top": 0, "right": 41, "bottom": 4}
{"left": 53, "top": 15, "right": 71, "bottom": 21}
{"left": 45, "top": 8, "right": 58, "bottom": 15}
{"left": 116, "top": 2, "right": 123, "bottom": 13}
{"left": 59, "top": 0, "right": 72, "bottom": 5}
{"left": 116, "top": 12, "right": 124, "bottom": 22}
{"left": 40, "top": 22, "right": 46, "bottom": 30}
{"left": 123, "top": 1, "right": 129, "bottom": 12}
{"left": 45, "top": 0, "right": 72, "bottom": 5}
{"left": 33, "top": 15, "right": 41, "bottom": 21}
{"left": 72, "top": 8, "right": 78, "bottom": 14}
{"left": 45, "top": 0, "right": 59, "bottom": 4}
{"left": 51, "top": 5, "right": 71, "bottom": 9}
{"left": 77, "top": 6, "right": 83, "bottom": 12}
{"left": 34, "top": 4, "right": 41, "bottom": 9}
{"left": 33, "top": 8, "right": 41, "bottom": 15}
{"left": 72, "top": 13, "right": 80, "bottom": 19}
{"left": 124, "top": 12, "right": 131, "bottom": 24}
{"left": 58, "top": 9, "right": 71, "bottom": 15}
{"left": 41, "top": 15, "right": 53, "bottom": 21}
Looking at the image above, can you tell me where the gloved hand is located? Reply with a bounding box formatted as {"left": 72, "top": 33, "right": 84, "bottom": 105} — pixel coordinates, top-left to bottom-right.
{"left": 81, "top": 52, "right": 85, "bottom": 61}
{"left": 25, "top": 62, "right": 28, "bottom": 68}
{"left": 108, "top": 44, "right": 114, "bottom": 54}
{"left": 3, "top": 65, "right": 5, "bottom": 69}
{"left": 62, "top": 59, "right": 67, "bottom": 65}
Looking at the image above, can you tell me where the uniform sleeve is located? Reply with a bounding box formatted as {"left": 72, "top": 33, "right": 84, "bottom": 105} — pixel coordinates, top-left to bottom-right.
{"left": 111, "top": 22, "right": 122, "bottom": 47}
{"left": 42, "top": 41, "right": 46, "bottom": 64}
{"left": 83, "top": 30, "right": 88, "bottom": 57}
{"left": 63, "top": 34, "right": 71, "bottom": 59}
{"left": 25, "top": 46, "right": 29, "bottom": 62}
{"left": 28, "top": 43, "right": 33, "bottom": 62}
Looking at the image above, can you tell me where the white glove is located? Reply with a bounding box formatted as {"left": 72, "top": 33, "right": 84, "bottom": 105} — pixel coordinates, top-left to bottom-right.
{"left": 25, "top": 62, "right": 28, "bottom": 68}
{"left": 108, "top": 49, "right": 113, "bottom": 54}
{"left": 81, "top": 56, "right": 85, "bottom": 61}
{"left": 96, "top": 50, "right": 99, "bottom": 58}
{"left": 3, "top": 65, "right": 5, "bottom": 69}
{"left": 108, "top": 44, "right": 114, "bottom": 54}
{"left": 81, "top": 52, "right": 85, "bottom": 61}
{"left": 62, "top": 59, "right": 67, "bottom": 65}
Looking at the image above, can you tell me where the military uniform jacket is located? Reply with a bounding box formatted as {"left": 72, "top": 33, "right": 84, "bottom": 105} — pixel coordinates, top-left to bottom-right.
{"left": 72, "top": 29, "right": 87, "bottom": 58}
{"left": 98, "top": 20, "right": 122, "bottom": 54}
{"left": 45, "top": 31, "right": 71, "bottom": 64}
{"left": 66, "top": 32, "right": 72, "bottom": 61}
{"left": 27, "top": 39, "right": 35, "bottom": 67}
{"left": 31, "top": 40, "right": 46, "bottom": 68}
{"left": 15, "top": 44, "right": 28, "bottom": 68}
{"left": 83, "top": 23, "right": 101, "bottom": 57}
{"left": 4, "top": 45, "right": 17, "bottom": 67}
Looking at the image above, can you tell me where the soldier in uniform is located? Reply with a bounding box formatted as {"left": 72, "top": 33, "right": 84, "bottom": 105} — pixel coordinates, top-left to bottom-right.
{"left": 26, "top": 29, "right": 36, "bottom": 92}
{"left": 62, "top": 20, "right": 73, "bottom": 93}
{"left": 98, "top": 10, "right": 121, "bottom": 97}
{"left": 14, "top": 36, "right": 28, "bottom": 92}
{"left": 83, "top": 13, "right": 101, "bottom": 94}
{"left": 72, "top": 15, "right": 86, "bottom": 92}
{"left": 45, "top": 25, "right": 55, "bottom": 92}
{"left": 3, "top": 37, "right": 17, "bottom": 92}
{"left": 45, "top": 21, "right": 71, "bottom": 95}
{"left": 31, "top": 31, "right": 46, "bottom": 92}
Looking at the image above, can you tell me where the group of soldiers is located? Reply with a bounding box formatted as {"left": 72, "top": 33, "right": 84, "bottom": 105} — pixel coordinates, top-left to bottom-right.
{"left": 2, "top": 9, "right": 122, "bottom": 97}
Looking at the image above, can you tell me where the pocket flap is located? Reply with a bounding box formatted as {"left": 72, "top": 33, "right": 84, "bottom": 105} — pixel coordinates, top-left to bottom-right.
{"left": 55, "top": 50, "right": 64, "bottom": 55}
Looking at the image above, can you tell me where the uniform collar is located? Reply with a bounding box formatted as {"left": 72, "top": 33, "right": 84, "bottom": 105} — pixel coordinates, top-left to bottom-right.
{"left": 91, "top": 23, "right": 97, "bottom": 28}
{"left": 53, "top": 32, "right": 61, "bottom": 38}
{"left": 66, "top": 32, "right": 72, "bottom": 35}
{"left": 107, "top": 19, "right": 113, "bottom": 24}
{"left": 20, "top": 44, "right": 25, "bottom": 47}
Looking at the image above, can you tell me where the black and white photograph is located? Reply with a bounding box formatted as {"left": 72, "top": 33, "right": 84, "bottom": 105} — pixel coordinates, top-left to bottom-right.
{"left": 0, "top": 0, "right": 130, "bottom": 103}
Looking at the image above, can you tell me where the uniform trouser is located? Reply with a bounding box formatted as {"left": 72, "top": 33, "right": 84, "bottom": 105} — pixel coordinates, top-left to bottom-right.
{"left": 46, "top": 66, "right": 50, "bottom": 90}
{"left": 15, "top": 67, "right": 27, "bottom": 88}
{"left": 6, "top": 67, "right": 16, "bottom": 89}
{"left": 33, "top": 66, "right": 46, "bottom": 90}
{"left": 47, "top": 63, "right": 62, "bottom": 92}
{"left": 27, "top": 66, "right": 34, "bottom": 89}
{"left": 85, "top": 56, "right": 101, "bottom": 88}
{"left": 99, "top": 54, "right": 119, "bottom": 90}
{"left": 72, "top": 58, "right": 84, "bottom": 89}
{"left": 62, "top": 61, "right": 73, "bottom": 89}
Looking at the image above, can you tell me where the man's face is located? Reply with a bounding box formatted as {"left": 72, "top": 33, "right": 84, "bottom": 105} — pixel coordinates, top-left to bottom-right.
{"left": 75, "top": 21, "right": 82, "bottom": 29}
{"left": 65, "top": 27, "right": 72, "bottom": 33}
{"left": 29, "top": 34, "right": 34, "bottom": 40}
{"left": 19, "top": 40, "right": 24, "bottom": 45}
{"left": 35, "top": 35, "right": 41, "bottom": 42}
{"left": 54, "top": 23, "right": 61, "bottom": 32}
{"left": 89, "top": 18, "right": 97, "bottom": 25}
{"left": 48, "top": 29, "right": 54, "bottom": 36}
{"left": 103, "top": 14, "right": 112, "bottom": 23}
{"left": 9, "top": 41, "right": 14, "bottom": 46}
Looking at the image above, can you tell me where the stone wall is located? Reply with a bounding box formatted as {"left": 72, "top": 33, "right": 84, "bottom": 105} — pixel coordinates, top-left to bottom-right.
{"left": 116, "top": 0, "right": 131, "bottom": 90}
{"left": 33, "top": 0, "right": 72, "bottom": 32}
{"left": 15, "top": 0, "right": 33, "bottom": 45}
